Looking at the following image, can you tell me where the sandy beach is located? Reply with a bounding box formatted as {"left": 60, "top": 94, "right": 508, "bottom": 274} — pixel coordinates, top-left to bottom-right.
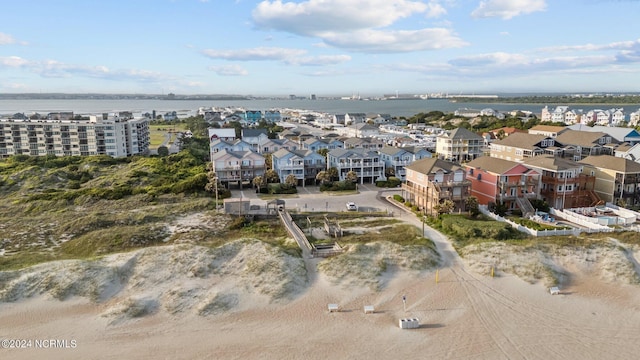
{"left": 2, "top": 234, "right": 640, "bottom": 360}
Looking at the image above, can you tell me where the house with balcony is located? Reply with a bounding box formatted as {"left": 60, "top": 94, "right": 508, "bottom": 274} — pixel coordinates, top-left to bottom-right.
{"left": 244, "top": 110, "right": 262, "bottom": 124}
{"left": 435, "top": 127, "right": 483, "bottom": 163}
{"left": 336, "top": 123, "right": 380, "bottom": 138}
{"left": 241, "top": 128, "right": 269, "bottom": 151}
{"left": 528, "top": 124, "right": 568, "bottom": 138}
{"left": 208, "top": 128, "right": 236, "bottom": 142}
{"left": 327, "top": 148, "right": 384, "bottom": 184}
{"left": 264, "top": 110, "right": 282, "bottom": 123}
{"left": 489, "top": 133, "right": 559, "bottom": 162}
{"left": 568, "top": 124, "right": 640, "bottom": 146}
{"left": 464, "top": 156, "right": 540, "bottom": 214}
{"left": 523, "top": 155, "right": 601, "bottom": 209}
{"left": 378, "top": 146, "right": 431, "bottom": 181}
{"left": 580, "top": 155, "right": 640, "bottom": 207}
{"left": 210, "top": 138, "right": 253, "bottom": 154}
{"left": 210, "top": 149, "right": 266, "bottom": 188}
{"left": 301, "top": 137, "right": 344, "bottom": 152}
{"left": 555, "top": 129, "right": 615, "bottom": 161}
{"left": 271, "top": 148, "right": 326, "bottom": 186}
{"left": 258, "top": 137, "right": 298, "bottom": 154}
{"left": 402, "top": 158, "right": 470, "bottom": 216}
{"left": 345, "top": 113, "right": 367, "bottom": 125}
{"left": 342, "top": 137, "right": 385, "bottom": 150}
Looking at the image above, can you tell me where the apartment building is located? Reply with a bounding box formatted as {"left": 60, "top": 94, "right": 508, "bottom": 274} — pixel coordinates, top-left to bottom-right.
{"left": 0, "top": 113, "right": 150, "bottom": 158}
{"left": 523, "top": 156, "right": 601, "bottom": 209}
{"left": 464, "top": 156, "right": 540, "bottom": 213}
{"left": 580, "top": 155, "right": 640, "bottom": 206}
{"left": 435, "top": 127, "right": 484, "bottom": 163}
{"left": 402, "top": 158, "right": 470, "bottom": 216}
{"left": 326, "top": 148, "right": 384, "bottom": 184}
{"left": 489, "top": 133, "right": 559, "bottom": 162}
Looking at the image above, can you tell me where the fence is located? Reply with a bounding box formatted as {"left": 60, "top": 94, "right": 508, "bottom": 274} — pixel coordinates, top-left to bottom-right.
{"left": 479, "top": 205, "right": 581, "bottom": 237}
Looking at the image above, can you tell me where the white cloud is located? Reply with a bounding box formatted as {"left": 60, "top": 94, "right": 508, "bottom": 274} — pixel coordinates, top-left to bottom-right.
{"left": 0, "top": 32, "right": 16, "bottom": 45}
{"left": 0, "top": 56, "right": 172, "bottom": 82}
{"left": 202, "top": 46, "right": 352, "bottom": 66}
{"left": 321, "top": 28, "right": 467, "bottom": 53}
{"left": 253, "top": 0, "right": 428, "bottom": 34}
{"left": 202, "top": 47, "right": 306, "bottom": 61}
{"left": 539, "top": 39, "right": 640, "bottom": 53}
{"left": 425, "top": 1, "right": 447, "bottom": 18}
{"left": 251, "top": 0, "right": 461, "bottom": 53}
{"left": 208, "top": 65, "right": 249, "bottom": 76}
{"left": 471, "top": 0, "right": 546, "bottom": 19}
{"left": 285, "top": 55, "right": 351, "bottom": 66}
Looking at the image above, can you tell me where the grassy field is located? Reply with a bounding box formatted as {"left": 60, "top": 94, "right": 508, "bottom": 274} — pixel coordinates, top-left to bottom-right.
{"left": 149, "top": 123, "right": 189, "bottom": 149}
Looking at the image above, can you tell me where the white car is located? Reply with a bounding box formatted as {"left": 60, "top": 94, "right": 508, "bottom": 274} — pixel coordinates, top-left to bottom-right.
{"left": 346, "top": 202, "right": 358, "bottom": 211}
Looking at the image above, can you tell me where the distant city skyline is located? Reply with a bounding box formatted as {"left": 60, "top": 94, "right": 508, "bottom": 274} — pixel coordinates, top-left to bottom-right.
{"left": 1, "top": 1, "right": 639, "bottom": 96}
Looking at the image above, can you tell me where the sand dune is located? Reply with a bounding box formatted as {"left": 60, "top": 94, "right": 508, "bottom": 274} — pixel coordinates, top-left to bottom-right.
{"left": 2, "top": 233, "right": 640, "bottom": 359}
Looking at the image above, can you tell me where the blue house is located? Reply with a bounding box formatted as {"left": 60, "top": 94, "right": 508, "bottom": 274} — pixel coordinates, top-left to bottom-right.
{"left": 272, "top": 148, "right": 326, "bottom": 186}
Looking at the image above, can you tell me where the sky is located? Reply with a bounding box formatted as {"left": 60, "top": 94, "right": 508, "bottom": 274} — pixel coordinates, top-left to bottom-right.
{"left": 1, "top": 0, "right": 640, "bottom": 97}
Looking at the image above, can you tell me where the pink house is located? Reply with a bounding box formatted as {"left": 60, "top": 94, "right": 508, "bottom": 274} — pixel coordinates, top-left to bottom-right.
{"left": 464, "top": 157, "right": 541, "bottom": 214}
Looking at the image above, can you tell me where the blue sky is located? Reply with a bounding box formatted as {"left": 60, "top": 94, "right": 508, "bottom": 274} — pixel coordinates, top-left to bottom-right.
{"left": 1, "top": 0, "right": 639, "bottom": 96}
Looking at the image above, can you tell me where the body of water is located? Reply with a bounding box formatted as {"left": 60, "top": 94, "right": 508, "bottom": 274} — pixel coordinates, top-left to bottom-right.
{"left": 1, "top": 98, "right": 639, "bottom": 118}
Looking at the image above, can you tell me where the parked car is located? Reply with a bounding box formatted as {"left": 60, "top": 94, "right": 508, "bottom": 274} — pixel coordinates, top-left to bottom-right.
{"left": 346, "top": 202, "right": 358, "bottom": 211}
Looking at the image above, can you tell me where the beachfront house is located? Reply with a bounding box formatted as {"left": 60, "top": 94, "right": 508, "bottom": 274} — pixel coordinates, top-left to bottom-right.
{"left": 326, "top": 148, "right": 384, "bottom": 184}
{"left": 271, "top": 148, "right": 326, "bottom": 186}
{"left": 402, "top": 158, "right": 471, "bottom": 216}
{"left": 489, "top": 133, "right": 559, "bottom": 162}
{"left": 580, "top": 155, "right": 640, "bottom": 206}
{"left": 210, "top": 148, "right": 266, "bottom": 188}
{"left": 464, "top": 156, "right": 540, "bottom": 214}
{"left": 523, "top": 155, "right": 601, "bottom": 209}
{"left": 435, "top": 127, "right": 484, "bottom": 163}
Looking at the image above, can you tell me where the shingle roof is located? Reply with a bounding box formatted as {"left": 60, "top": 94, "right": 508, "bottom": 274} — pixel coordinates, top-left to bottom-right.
{"left": 492, "top": 133, "right": 548, "bottom": 148}
{"left": 523, "top": 155, "right": 583, "bottom": 172}
{"left": 580, "top": 155, "right": 640, "bottom": 173}
{"left": 528, "top": 125, "right": 568, "bottom": 134}
{"left": 465, "top": 156, "right": 521, "bottom": 174}
{"left": 444, "top": 127, "right": 483, "bottom": 140}
{"left": 405, "top": 158, "right": 461, "bottom": 175}
{"left": 555, "top": 129, "right": 610, "bottom": 147}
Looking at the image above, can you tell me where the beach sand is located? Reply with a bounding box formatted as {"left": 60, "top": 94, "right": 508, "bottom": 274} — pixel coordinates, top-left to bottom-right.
{"left": 2, "top": 253, "right": 640, "bottom": 360}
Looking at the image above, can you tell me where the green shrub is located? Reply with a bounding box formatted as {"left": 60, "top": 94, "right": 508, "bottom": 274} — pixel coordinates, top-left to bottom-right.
{"left": 393, "top": 194, "right": 405, "bottom": 202}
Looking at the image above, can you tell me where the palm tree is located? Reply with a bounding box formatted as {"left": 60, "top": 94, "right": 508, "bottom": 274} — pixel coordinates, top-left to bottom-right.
{"left": 327, "top": 167, "right": 338, "bottom": 181}
{"left": 346, "top": 170, "right": 358, "bottom": 183}
{"left": 264, "top": 169, "right": 279, "bottom": 183}
{"left": 252, "top": 175, "right": 263, "bottom": 189}
{"left": 434, "top": 199, "right": 455, "bottom": 215}
{"left": 285, "top": 174, "right": 298, "bottom": 187}
{"left": 316, "top": 170, "right": 331, "bottom": 185}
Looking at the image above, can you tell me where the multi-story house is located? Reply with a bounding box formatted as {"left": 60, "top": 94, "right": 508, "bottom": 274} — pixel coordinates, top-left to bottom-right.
{"left": 210, "top": 149, "right": 266, "bottom": 188}
{"left": 378, "top": 146, "right": 432, "bottom": 181}
{"left": 210, "top": 138, "right": 253, "bottom": 154}
{"left": 301, "top": 137, "right": 343, "bottom": 152}
{"left": 567, "top": 124, "right": 640, "bottom": 146}
{"left": 402, "top": 158, "right": 471, "bottom": 216}
{"left": 527, "top": 124, "right": 568, "bottom": 138}
{"left": 435, "top": 127, "right": 484, "bottom": 163}
{"left": 258, "top": 138, "right": 298, "bottom": 154}
{"left": 0, "top": 114, "right": 150, "bottom": 158}
{"left": 611, "top": 108, "right": 626, "bottom": 126}
{"left": 327, "top": 148, "right": 384, "bottom": 184}
{"left": 271, "top": 148, "right": 326, "bottom": 186}
{"left": 464, "top": 156, "right": 540, "bottom": 213}
{"left": 241, "top": 128, "right": 269, "bottom": 151}
{"left": 337, "top": 123, "right": 380, "bottom": 138}
{"left": 523, "top": 156, "right": 601, "bottom": 209}
{"left": 580, "top": 155, "right": 640, "bottom": 207}
{"left": 342, "top": 137, "right": 385, "bottom": 150}
{"left": 264, "top": 110, "right": 281, "bottom": 123}
{"left": 555, "top": 129, "right": 614, "bottom": 161}
{"left": 489, "top": 133, "right": 558, "bottom": 162}
{"left": 629, "top": 109, "right": 640, "bottom": 127}
{"left": 345, "top": 113, "right": 367, "bottom": 125}
{"left": 244, "top": 110, "right": 262, "bottom": 124}
{"left": 208, "top": 128, "right": 236, "bottom": 142}
{"left": 332, "top": 114, "right": 346, "bottom": 125}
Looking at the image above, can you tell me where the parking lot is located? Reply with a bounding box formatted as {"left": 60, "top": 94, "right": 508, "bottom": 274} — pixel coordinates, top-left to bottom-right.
{"left": 230, "top": 184, "right": 401, "bottom": 214}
